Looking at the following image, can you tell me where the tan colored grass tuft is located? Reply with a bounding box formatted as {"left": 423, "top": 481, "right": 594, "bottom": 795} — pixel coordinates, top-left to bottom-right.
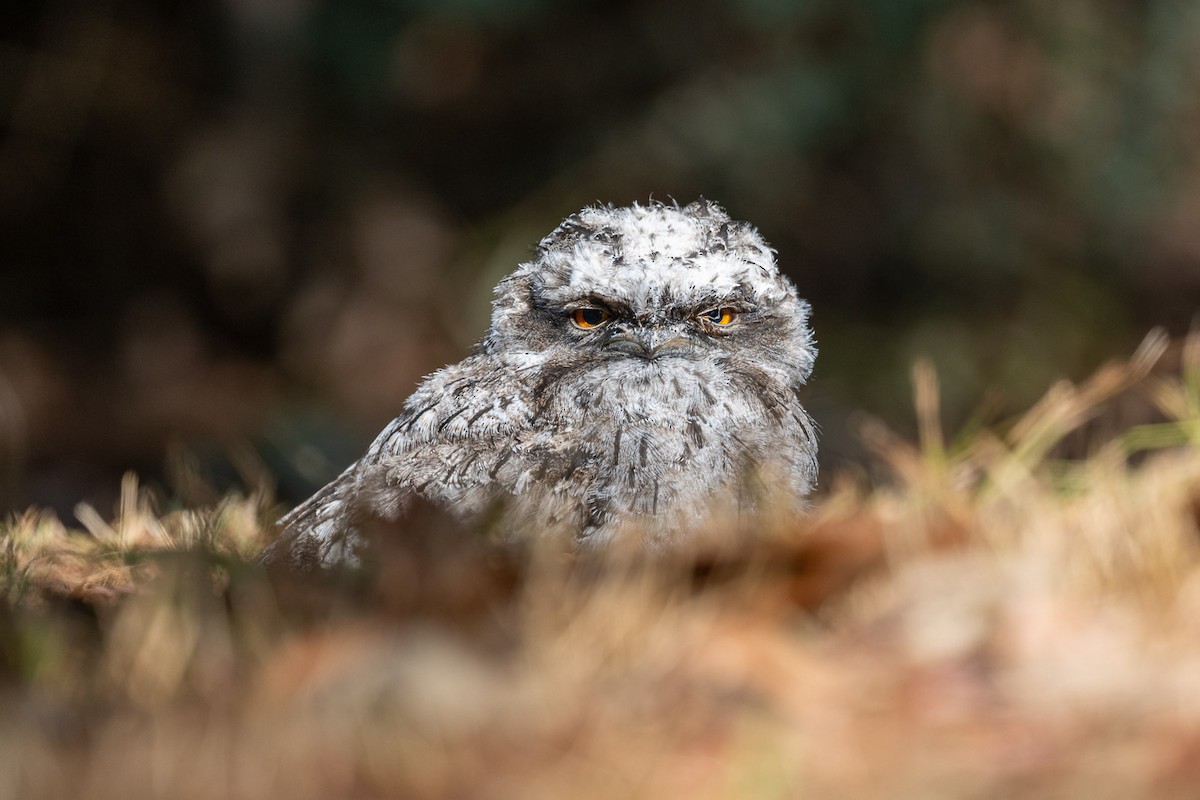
{"left": 2, "top": 472, "right": 273, "bottom": 607}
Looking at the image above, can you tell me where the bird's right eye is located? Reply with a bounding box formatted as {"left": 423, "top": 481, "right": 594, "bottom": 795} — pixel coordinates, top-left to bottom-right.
{"left": 571, "top": 307, "right": 610, "bottom": 329}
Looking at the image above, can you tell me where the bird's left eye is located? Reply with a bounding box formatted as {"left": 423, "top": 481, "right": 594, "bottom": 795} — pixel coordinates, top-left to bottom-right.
{"left": 701, "top": 307, "right": 737, "bottom": 326}
{"left": 572, "top": 307, "right": 611, "bottom": 329}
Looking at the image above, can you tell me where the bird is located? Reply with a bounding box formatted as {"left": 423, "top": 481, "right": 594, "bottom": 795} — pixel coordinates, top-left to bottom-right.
{"left": 261, "top": 199, "right": 818, "bottom": 569}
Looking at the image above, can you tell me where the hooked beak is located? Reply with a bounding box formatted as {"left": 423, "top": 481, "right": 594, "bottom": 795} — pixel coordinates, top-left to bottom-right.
{"left": 605, "top": 327, "right": 694, "bottom": 360}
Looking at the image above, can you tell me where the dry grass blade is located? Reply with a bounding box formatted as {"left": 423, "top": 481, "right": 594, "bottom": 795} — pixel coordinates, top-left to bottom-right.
{"left": 913, "top": 358, "right": 945, "bottom": 465}
{"left": 1007, "top": 327, "right": 1168, "bottom": 463}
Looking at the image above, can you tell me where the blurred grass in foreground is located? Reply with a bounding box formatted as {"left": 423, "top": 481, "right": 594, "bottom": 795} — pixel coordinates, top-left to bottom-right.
{"left": 5, "top": 331, "right": 1200, "bottom": 799}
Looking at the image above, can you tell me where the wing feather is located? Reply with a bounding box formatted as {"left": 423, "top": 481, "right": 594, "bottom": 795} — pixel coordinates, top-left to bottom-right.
{"left": 261, "top": 354, "right": 534, "bottom": 569}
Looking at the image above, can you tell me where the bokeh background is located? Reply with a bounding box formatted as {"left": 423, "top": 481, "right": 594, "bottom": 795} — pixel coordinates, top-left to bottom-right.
{"left": 3, "top": 0, "right": 1199, "bottom": 517}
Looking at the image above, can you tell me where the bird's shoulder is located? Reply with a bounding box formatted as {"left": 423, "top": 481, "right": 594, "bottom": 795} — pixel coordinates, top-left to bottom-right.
{"left": 364, "top": 352, "right": 539, "bottom": 462}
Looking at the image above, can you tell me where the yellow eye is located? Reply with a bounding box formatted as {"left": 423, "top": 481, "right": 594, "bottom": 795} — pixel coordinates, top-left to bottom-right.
{"left": 702, "top": 307, "right": 736, "bottom": 326}
{"left": 572, "top": 307, "right": 610, "bottom": 329}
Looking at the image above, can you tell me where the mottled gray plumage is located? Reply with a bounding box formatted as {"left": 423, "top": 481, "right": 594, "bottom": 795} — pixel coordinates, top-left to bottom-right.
{"left": 262, "top": 200, "right": 818, "bottom": 568}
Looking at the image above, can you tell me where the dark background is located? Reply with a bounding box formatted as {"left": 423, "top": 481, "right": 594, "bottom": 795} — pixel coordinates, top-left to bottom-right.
{"left": 2, "top": 0, "right": 1198, "bottom": 517}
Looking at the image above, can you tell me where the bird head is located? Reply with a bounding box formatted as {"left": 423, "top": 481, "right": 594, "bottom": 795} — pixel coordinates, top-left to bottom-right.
{"left": 486, "top": 199, "right": 816, "bottom": 385}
